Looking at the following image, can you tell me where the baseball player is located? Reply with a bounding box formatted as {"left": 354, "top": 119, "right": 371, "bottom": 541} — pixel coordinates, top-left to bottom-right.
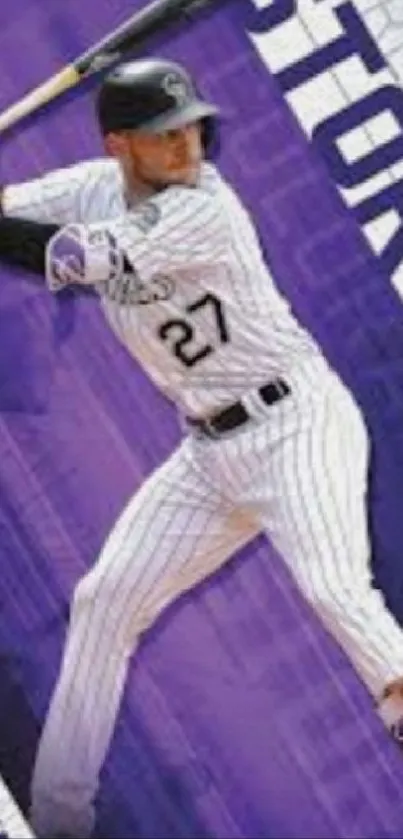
{"left": 0, "top": 58, "right": 403, "bottom": 839}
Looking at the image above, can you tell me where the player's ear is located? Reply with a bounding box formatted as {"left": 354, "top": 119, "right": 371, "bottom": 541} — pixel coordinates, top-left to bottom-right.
{"left": 103, "top": 131, "right": 130, "bottom": 158}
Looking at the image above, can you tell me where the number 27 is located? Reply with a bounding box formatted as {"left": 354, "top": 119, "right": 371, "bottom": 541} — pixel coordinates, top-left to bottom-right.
{"left": 158, "top": 293, "right": 229, "bottom": 368}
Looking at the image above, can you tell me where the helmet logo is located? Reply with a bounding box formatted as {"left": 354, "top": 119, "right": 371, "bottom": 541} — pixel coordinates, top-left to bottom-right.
{"left": 161, "top": 72, "right": 190, "bottom": 106}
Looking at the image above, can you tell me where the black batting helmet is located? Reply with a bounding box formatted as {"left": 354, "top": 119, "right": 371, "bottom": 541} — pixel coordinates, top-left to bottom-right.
{"left": 96, "top": 58, "right": 219, "bottom": 152}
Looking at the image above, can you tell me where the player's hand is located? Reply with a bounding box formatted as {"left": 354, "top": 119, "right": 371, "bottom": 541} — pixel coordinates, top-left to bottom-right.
{"left": 46, "top": 224, "right": 86, "bottom": 291}
{"left": 46, "top": 223, "right": 125, "bottom": 292}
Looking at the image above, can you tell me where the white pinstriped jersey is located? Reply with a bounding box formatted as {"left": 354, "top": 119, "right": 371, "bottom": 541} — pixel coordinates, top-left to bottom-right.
{"left": 4, "top": 159, "right": 323, "bottom": 416}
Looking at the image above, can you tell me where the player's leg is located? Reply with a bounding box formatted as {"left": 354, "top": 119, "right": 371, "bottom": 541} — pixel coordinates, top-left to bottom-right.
{"left": 252, "top": 374, "right": 403, "bottom": 702}
{"left": 30, "top": 439, "right": 256, "bottom": 839}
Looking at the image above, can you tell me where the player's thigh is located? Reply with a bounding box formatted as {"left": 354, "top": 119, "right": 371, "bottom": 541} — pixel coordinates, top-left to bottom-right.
{"left": 136, "top": 504, "right": 258, "bottom": 635}
{"left": 72, "top": 440, "right": 257, "bottom": 636}
{"left": 258, "top": 380, "right": 371, "bottom": 600}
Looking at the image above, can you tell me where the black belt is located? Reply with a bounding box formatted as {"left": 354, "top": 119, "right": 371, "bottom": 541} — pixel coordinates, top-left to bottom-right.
{"left": 186, "top": 378, "right": 290, "bottom": 439}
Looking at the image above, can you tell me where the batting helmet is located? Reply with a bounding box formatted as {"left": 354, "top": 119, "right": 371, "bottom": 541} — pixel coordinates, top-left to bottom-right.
{"left": 95, "top": 58, "right": 219, "bottom": 151}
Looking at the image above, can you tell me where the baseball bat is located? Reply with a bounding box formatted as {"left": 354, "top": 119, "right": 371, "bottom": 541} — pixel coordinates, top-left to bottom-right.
{"left": 0, "top": 0, "right": 218, "bottom": 135}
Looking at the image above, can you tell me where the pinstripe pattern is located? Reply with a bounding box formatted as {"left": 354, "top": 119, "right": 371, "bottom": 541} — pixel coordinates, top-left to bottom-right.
{"left": 5, "top": 157, "right": 318, "bottom": 416}
{"left": 7, "top": 155, "right": 401, "bottom": 837}
{"left": 241, "top": 369, "right": 403, "bottom": 696}
{"left": 31, "top": 358, "right": 403, "bottom": 838}
{"left": 30, "top": 437, "right": 256, "bottom": 838}
{"left": 3, "top": 160, "right": 114, "bottom": 224}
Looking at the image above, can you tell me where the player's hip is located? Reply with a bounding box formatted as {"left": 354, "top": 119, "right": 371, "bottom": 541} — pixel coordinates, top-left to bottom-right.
{"left": 185, "top": 351, "right": 367, "bottom": 456}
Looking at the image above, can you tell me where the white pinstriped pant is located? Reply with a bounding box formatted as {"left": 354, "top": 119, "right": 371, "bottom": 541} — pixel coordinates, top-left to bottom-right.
{"left": 31, "top": 359, "right": 403, "bottom": 838}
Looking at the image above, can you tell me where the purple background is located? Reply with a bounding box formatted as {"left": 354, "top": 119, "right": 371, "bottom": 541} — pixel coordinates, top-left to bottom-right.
{"left": 1, "top": 0, "right": 403, "bottom": 836}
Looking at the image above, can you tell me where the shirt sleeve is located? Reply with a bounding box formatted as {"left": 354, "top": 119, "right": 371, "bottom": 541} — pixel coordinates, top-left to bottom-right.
{"left": 45, "top": 181, "right": 228, "bottom": 293}
{"left": 2, "top": 161, "right": 101, "bottom": 225}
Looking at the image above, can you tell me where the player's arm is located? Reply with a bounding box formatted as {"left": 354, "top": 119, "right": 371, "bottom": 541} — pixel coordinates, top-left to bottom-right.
{"left": 0, "top": 183, "right": 226, "bottom": 289}
{"left": 0, "top": 214, "right": 133, "bottom": 290}
{"left": 0, "top": 160, "right": 106, "bottom": 225}
{"left": 0, "top": 172, "right": 76, "bottom": 225}
{"left": 0, "top": 159, "right": 116, "bottom": 278}
{"left": 0, "top": 216, "right": 59, "bottom": 276}
{"left": 43, "top": 184, "right": 228, "bottom": 292}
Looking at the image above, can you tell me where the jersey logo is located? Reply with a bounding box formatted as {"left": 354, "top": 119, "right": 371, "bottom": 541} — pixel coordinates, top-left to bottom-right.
{"left": 129, "top": 200, "right": 161, "bottom": 234}
{"left": 98, "top": 271, "right": 175, "bottom": 306}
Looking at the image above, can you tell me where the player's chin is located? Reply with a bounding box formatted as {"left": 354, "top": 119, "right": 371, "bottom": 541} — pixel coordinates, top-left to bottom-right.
{"left": 166, "top": 162, "right": 201, "bottom": 187}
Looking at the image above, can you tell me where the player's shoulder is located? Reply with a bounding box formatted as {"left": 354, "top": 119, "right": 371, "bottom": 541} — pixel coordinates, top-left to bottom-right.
{"left": 58, "top": 156, "right": 120, "bottom": 184}
{"left": 198, "top": 163, "right": 242, "bottom": 213}
{"left": 159, "top": 163, "right": 226, "bottom": 210}
{"left": 198, "top": 162, "right": 226, "bottom": 195}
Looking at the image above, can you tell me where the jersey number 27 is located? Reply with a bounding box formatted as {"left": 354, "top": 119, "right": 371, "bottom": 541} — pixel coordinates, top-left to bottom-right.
{"left": 158, "top": 293, "right": 229, "bottom": 368}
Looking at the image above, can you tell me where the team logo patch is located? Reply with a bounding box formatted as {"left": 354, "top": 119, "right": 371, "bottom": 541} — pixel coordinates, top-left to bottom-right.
{"left": 161, "top": 72, "right": 190, "bottom": 107}
{"left": 130, "top": 200, "right": 161, "bottom": 234}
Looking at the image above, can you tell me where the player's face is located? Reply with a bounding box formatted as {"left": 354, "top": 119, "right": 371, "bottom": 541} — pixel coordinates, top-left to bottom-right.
{"left": 106, "top": 122, "right": 204, "bottom": 191}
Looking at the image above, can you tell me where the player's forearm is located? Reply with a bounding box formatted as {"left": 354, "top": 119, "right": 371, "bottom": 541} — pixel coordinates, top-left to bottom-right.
{"left": 0, "top": 215, "right": 134, "bottom": 293}
{"left": 0, "top": 216, "right": 59, "bottom": 275}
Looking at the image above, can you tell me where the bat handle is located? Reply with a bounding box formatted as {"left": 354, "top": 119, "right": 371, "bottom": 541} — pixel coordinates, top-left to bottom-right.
{"left": 0, "top": 66, "right": 81, "bottom": 135}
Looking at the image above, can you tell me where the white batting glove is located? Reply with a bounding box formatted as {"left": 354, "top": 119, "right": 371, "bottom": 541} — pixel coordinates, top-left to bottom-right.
{"left": 46, "top": 223, "right": 124, "bottom": 292}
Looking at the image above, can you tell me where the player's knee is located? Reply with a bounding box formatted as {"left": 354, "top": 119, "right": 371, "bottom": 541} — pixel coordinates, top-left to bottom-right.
{"left": 71, "top": 569, "right": 145, "bottom": 650}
